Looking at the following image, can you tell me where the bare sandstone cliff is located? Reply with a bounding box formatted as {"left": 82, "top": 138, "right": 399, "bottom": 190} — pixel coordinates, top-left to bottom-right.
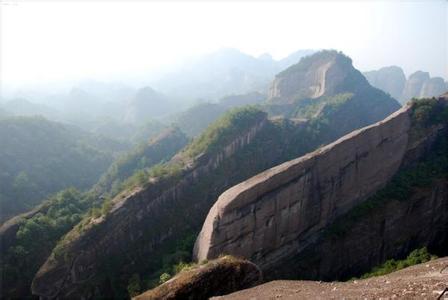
{"left": 31, "top": 112, "right": 269, "bottom": 299}
{"left": 268, "top": 50, "right": 370, "bottom": 104}
{"left": 194, "top": 96, "right": 448, "bottom": 277}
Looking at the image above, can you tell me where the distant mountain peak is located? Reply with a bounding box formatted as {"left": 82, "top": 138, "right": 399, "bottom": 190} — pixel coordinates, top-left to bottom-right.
{"left": 268, "top": 50, "right": 369, "bottom": 104}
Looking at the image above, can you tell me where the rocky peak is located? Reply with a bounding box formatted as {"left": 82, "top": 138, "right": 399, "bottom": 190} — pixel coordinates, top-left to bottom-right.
{"left": 268, "top": 50, "right": 369, "bottom": 104}
{"left": 363, "top": 66, "right": 406, "bottom": 100}
{"left": 401, "top": 71, "right": 431, "bottom": 102}
{"left": 420, "top": 77, "right": 446, "bottom": 98}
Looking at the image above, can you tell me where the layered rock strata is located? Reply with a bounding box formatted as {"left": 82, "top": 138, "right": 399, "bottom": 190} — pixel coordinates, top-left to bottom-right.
{"left": 194, "top": 96, "right": 448, "bottom": 278}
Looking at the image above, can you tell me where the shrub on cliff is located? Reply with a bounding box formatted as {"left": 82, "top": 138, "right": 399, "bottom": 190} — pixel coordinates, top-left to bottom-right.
{"left": 359, "top": 247, "right": 436, "bottom": 279}
{"left": 183, "top": 106, "right": 266, "bottom": 159}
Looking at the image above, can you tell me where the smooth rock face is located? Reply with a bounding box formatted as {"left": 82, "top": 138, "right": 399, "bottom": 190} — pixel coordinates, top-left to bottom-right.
{"left": 194, "top": 96, "right": 448, "bottom": 272}
{"left": 194, "top": 105, "right": 411, "bottom": 265}
{"left": 268, "top": 51, "right": 369, "bottom": 104}
{"left": 420, "top": 77, "right": 447, "bottom": 98}
{"left": 270, "top": 178, "right": 448, "bottom": 281}
{"left": 363, "top": 66, "right": 406, "bottom": 100}
{"left": 401, "top": 71, "right": 430, "bottom": 102}
{"left": 133, "top": 256, "right": 262, "bottom": 300}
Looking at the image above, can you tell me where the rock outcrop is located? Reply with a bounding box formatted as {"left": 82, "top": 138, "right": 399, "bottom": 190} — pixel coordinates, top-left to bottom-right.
{"left": 269, "top": 177, "right": 448, "bottom": 281}
{"left": 364, "top": 67, "right": 447, "bottom": 104}
{"left": 363, "top": 66, "right": 406, "bottom": 100}
{"left": 194, "top": 95, "right": 448, "bottom": 278}
{"left": 401, "top": 71, "right": 438, "bottom": 102}
{"left": 268, "top": 50, "right": 370, "bottom": 104}
{"left": 30, "top": 52, "right": 402, "bottom": 299}
{"left": 134, "top": 256, "right": 262, "bottom": 300}
{"left": 420, "top": 77, "right": 447, "bottom": 98}
{"left": 31, "top": 109, "right": 270, "bottom": 299}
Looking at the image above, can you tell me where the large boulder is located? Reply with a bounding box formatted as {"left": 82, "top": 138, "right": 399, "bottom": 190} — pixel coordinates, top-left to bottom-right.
{"left": 134, "top": 256, "right": 262, "bottom": 300}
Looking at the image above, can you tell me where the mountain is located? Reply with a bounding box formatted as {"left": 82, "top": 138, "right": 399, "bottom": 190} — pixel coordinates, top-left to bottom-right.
{"left": 92, "top": 127, "right": 189, "bottom": 197}
{"left": 174, "top": 92, "right": 266, "bottom": 137}
{"left": 123, "top": 87, "right": 176, "bottom": 124}
{"left": 401, "top": 71, "right": 431, "bottom": 101}
{"left": 268, "top": 50, "right": 373, "bottom": 103}
{"left": 174, "top": 103, "right": 228, "bottom": 138}
{"left": 194, "top": 95, "right": 448, "bottom": 283}
{"left": 363, "top": 66, "right": 406, "bottom": 99}
{"left": 219, "top": 92, "right": 266, "bottom": 108}
{"left": 265, "top": 50, "right": 400, "bottom": 139}
{"left": 276, "top": 49, "right": 318, "bottom": 71}
{"left": 2, "top": 98, "right": 58, "bottom": 119}
{"left": 365, "top": 67, "right": 447, "bottom": 103}
{"left": 154, "top": 48, "right": 315, "bottom": 101}
{"left": 420, "top": 77, "right": 447, "bottom": 98}
{"left": 0, "top": 116, "right": 127, "bottom": 223}
{"left": 0, "top": 127, "right": 189, "bottom": 299}
{"left": 29, "top": 51, "right": 401, "bottom": 299}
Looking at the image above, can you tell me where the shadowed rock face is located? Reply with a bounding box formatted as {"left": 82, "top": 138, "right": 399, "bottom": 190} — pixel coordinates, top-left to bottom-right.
{"left": 268, "top": 50, "right": 370, "bottom": 104}
{"left": 269, "top": 178, "right": 448, "bottom": 281}
{"left": 133, "top": 256, "right": 262, "bottom": 300}
{"left": 194, "top": 95, "right": 448, "bottom": 277}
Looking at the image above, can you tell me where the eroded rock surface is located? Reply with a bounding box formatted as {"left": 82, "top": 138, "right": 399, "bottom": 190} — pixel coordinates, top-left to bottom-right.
{"left": 194, "top": 95, "right": 448, "bottom": 277}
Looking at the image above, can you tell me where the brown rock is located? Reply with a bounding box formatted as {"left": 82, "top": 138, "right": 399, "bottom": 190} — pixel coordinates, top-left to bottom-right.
{"left": 134, "top": 256, "right": 262, "bottom": 300}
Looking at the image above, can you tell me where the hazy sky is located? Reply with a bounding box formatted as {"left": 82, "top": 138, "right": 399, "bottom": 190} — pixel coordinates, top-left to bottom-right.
{"left": 1, "top": 0, "right": 447, "bottom": 87}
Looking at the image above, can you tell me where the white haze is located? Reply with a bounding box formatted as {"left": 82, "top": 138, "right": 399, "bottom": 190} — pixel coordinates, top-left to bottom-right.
{"left": 1, "top": 0, "right": 446, "bottom": 94}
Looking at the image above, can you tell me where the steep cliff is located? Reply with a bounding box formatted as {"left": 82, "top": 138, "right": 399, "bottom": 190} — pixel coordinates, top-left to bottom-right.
{"left": 194, "top": 95, "right": 448, "bottom": 280}
{"left": 268, "top": 50, "right": 369, "bottom": 104}
{"left": 265, "top": 51, "right": 400, "bottom": 129}
{"left": 31, "top": 108, "right": 272, "bottom": 299}
{"left": 363, "top": 66, "right": 406, "bottom": 100}
{"left": 30, "top": 52, "right": 401, "bottom": 299}
{"left": 420, "top": 77, "right": 447, "bottom": 98}
{"left": 401, "top": 71, "right": 431, "bottom": 102}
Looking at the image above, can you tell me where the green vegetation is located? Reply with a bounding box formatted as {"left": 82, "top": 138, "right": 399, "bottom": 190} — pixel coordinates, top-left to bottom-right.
{"left": 1, "top": 188, "right": 90, "bottom": 299}
{"left": 183, "top": 106, "right": 266, "bottom": 159}
{"left": 0, "top": 116, "right": 122, "bottom": 222}
{"left": 93, "top": 128, "right": 188, "bottom": 197}
{"left": 292, "top": 93, "right": 353, "bottom": 119}
{"left": 357, "top": 248, "right": 436, "bottom": 279}
{"left": 277, "top": 50, "right": 350, "bottom": 77}
{"left": 327, "top": 131, "right": 447, "bottom": 237}
{"left": 174, "top": 103, "right": 228, "bottom": 138}
{"left": 409, "top": 97, "right": 448, "bottom": 141}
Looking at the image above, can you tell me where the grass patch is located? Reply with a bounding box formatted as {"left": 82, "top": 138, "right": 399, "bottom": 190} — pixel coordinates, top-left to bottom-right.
{"left": 356, "top": 247, "right": 437, "bottom": 279}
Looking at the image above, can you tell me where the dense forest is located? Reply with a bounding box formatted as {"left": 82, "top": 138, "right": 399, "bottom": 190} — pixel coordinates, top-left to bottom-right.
{"left": 0, "top": 116, "right": 129, "bottom": 223}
